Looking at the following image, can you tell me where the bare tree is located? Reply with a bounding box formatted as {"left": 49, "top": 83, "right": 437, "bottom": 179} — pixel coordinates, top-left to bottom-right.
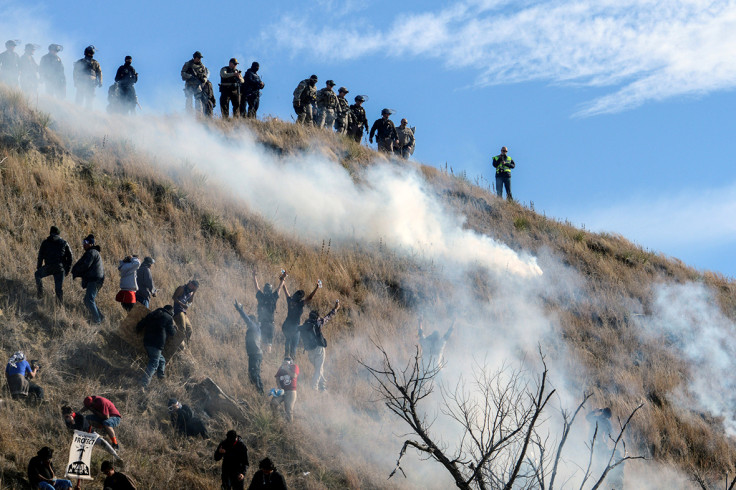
{"left": 361, "top": 343, "right": 645, "bottom": 489}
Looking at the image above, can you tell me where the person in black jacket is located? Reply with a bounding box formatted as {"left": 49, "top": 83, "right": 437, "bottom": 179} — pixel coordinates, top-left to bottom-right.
{"left": 114, "top": 55, "right": 138, "bottom": 115}
{"left": 253, "top": 269, "right": 286, "bottom": 353}
{"left": 27, "top": 446, "right": 73, "bottom": 489}
{"left": 369, "top": 108, "right": 399, "bottom": 153}
{"left": 215, "top": 430, "right": 249, "bottom": 490}
{"left": 299, "top": 300, "right": 339, "bottom": 392}
{"left": 100, "top": 460, "right": 136, "bottom": 489}
{"left": 35, "top": 226, "right": 73, "bottom": 303}
{"left": 71, "top": 234, "right": 105, "bottom": 324}
{"left": 240, "top": 61, "right": 264, "bottom": 119}
{"left": 136, "top": 305, "right": 177, "bottom": 387}
{"left": 167, "top": 398, "right": 209, "bottom": 438}
{"left": 234, "top": 302, "right": 264, "bottom": 394}
{"left": 248, "top": 457, "right": 287, "bottom": 490}
{"left": 135, "top": 257, "right": 156, "bottom": 308}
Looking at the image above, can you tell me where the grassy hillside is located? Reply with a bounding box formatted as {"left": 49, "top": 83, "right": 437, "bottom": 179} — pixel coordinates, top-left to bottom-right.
{"left": 1, "top": 86, "right": 735, "bottom": 489}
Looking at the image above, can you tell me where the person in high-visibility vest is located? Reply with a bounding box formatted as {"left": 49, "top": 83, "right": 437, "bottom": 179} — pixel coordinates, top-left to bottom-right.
{"left": 492, "top": 146, "right": 516, "bottom": 200}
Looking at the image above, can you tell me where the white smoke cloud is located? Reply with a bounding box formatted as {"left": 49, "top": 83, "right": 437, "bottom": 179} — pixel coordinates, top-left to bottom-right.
{"left": 642, "top": 282, "right": 736, "bottom": 436}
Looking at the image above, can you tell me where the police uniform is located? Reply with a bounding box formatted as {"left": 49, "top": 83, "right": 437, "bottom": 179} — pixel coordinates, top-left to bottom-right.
{"left": 293, "top": 77, "right": 318, "bottom": 125}
{"left": 240, "top": 64, "right": 263, "bottom": 119}
{"left": 219, "top": 62, "right": 242, "bottom": 118}
{"left": 181, "top": 53, "right": 209, "bottom": 113}
{"left": 348, "top": 103, "right": 368, "bottom": 143}
{"left": 114, "top": 61, "right": 138, "bottom": 114}
{"left": 492, "top": 152, "right": 516, "bottom": 200}
{"left": 395, "top": 125, "right": 415, "bottom": 159}
{"left": 334, "top": 91, "right": 352, "bottom": 135}
{"left": 0, "top": 42, "right": 20, "bottom": 87}
{"left": 73, "top": 50, "right": 102, "bottom": 108}
{"left": 40, "top": 46, "right": 66, "bottom": 98}
{"left": 18, "top": 47, "right": 39, "bottom": 95}
{"left": 315, "top": 83, "right": 338, "bottom": 129}
{"left": 370, "top": 116, "right": 398, "bottom": 154}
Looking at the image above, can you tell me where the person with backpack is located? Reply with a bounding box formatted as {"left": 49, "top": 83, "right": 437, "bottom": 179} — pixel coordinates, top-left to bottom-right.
{"left": 214, "top": 430, "right": 249, "bottom": 490}
{"left": 293, "top": 74, "right": 318, "bottom": 125}
{"left": 253, "top": 269, "right": 286, "bottom": 353}
{"left": 234, "top": 301, "right": 265, "bottom": 394}
{"left": 73, "top": 45, "right": 102, "bottom": 108}
{"left": 299, "top": 300, "right": 339, "bottom": 392}
{"left": 281, "top": 279, "right": 320, "bottom": 359}
{"left": 71, "top": 234, "right": 105, "bottom": 324}
{"left": 35, "top": 225, "right": 73, "bottom": 304}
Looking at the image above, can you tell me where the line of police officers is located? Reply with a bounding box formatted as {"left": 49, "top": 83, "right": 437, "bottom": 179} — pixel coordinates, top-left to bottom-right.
{"left": 0, "top": 41, "right": 415, "bottom": 158}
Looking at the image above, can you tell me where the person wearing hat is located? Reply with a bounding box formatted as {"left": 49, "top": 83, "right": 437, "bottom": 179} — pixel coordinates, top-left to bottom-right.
{"left": 167, "top": 398, "right": 209, "bottom": 438}
{"left": 40, "top": 44, "right": 65, "bottom": 98}
{"left": 181, "top": 51, "right": 209, "bottom": 113}
{"left": 219, "top": 57, "right": 244, "bottom": 118}
{"left": 247, "top": 457, "right": 287, "bottom": 490}
{"left": 241, "top": 61, "right": 264, "bottom": 119}
{"left": 73, "top": 45, "right": 102, "bottom": 108}
{"left": 298, "top": 300, "right": 340, "bottom": 392}
{"left": 35, "top": 226, "right": 73, "bottom": 304}
{"left": 79, "top": 395, "right": 121, "bottom": 449}
{"left": 100, "top": 460, "right": 136, "bottom": 490}
{"left": 395, "top": 118, "right": 416, "bottom": 159}
{"left": 315, "top": 79, "right": 338, "bottom": 129}
{"left": 369, "top": 108, "right": 399, "bottom": 154}
{"left": 271, "top": 357, "right": 299, "bottom": 422}
{"left": 71, "top": 234, "right": 105, "bottom": 324}
{"left": 135, "top": 257, "right": 156, "bottom": 308}
{"left": 114, "top": 55, "right": 139, "bottom": 115}
{"left": 19, "top": 43, "right": 39, "bottom": 95}
{"left": 214, "top": 430, "right": 249, "bottom": 490}
{"left": 334, "top": 86, "right": 352, "bottom": 135}
{"left": 0, "top": 40, "right": 20, "bottom": 86}
{"left": 292, "top": 74, "right": 318, "bottom": 125}
{"left": 27, "top": 446, "right": 73, "bottom": 490}
{"left": 491, "top": 146, "right": 515, "bottom": 200}
{"left": 136, "top": 304, "right": 176, "bottom": 388}
{"left": 348, "top": 95, "right": 369, "bottom": 143}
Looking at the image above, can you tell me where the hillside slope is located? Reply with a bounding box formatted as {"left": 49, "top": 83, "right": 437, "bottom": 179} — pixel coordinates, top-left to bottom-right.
{"left": 1, "top": 86, "right": 735, "bottom": 489}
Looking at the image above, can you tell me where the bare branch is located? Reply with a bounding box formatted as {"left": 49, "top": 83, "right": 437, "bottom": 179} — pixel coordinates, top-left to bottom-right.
{"left": 549, "top": 392, "right": 592, "bottom": 490}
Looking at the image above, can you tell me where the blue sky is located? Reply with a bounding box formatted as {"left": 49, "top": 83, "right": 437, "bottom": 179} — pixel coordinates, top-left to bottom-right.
{"left": 4, "top": 0, "right": 736, "bottom": 276}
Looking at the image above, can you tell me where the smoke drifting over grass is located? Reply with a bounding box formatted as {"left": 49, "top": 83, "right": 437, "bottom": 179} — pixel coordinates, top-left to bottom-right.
{"left": 642, "top": 283, "right": 736, "bottom": 436}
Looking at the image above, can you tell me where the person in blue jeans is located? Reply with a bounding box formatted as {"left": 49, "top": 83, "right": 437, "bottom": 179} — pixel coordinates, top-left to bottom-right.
{"left": 27, "top": 447, "right": 72, "bottom": 489}
{"left": 71, "top": 234, "right": 105, "bottom": 324}
{"left": 136, "top": 304, "right": 177, "bottom": 387}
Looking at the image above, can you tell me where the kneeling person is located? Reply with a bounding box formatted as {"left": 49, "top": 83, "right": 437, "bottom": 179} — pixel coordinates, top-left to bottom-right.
{"left": 168, "top": 398, "right": 209, "bottom": 438}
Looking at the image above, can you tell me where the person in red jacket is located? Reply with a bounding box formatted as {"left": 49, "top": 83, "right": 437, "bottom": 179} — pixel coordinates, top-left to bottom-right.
{"left": 79, "top": 396, "right": 121, "bottom": 450}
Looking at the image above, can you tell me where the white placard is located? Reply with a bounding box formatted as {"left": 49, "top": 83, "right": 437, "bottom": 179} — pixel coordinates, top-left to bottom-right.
{"left": 64, "top": 430, "right": 99, "bottom": 480}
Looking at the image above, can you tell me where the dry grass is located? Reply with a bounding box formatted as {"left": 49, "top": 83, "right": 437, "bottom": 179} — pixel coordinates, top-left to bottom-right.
{"left": 1, "top": 86, "right": 735, "bottom": 488}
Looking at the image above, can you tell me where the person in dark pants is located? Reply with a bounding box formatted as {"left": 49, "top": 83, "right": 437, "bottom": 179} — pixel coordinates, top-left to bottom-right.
{"left": 248, "top": 457, "right": 287, "bottom": 490}
{"left": 215, "top": 430, "right": 249, "bottom": 490}
{"left": 5, "top": 351, "right": 43, "bottom": 401}
{"left": 253, "top": 269, "right": 286, "bottom": 353}
{"left": 167, "top": 398, "right": 209, "bottom": 438}
{"left": 114, "top": 56, "right": 138, "bottom": 115}
{"left": 492, "top": 146, "right": 515, "bottom": 200}
{"left": 240, "top": 61, "right": 264, "bottom": 119}
{"left": 35, "top": 226, "right": 73, "bottom": 303}
{"left": 71, "top": 234, "right": 105, "bottom": 324}
{"left": 100, "top": 460, "right": 136, "bottom": 489}
{"left": 136, "top": 305, "right": 177, "bottom": 387}
{"left": 219, "top": 58, "right": 243, "bottom": 118}
{"left": 281, "top": 279, "right": 320, "bottom": 359}
{"left": 234, "top": 302, "right": 264, "bottom": 394}
{"left": 135, "top": 257, "right": 156, "bottom": 308}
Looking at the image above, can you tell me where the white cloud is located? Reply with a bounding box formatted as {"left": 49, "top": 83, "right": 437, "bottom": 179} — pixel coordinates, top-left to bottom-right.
{"left": 262, "top": 0, "right": 736, "bottom": 115}
{"left": 571, "top": 182, "right": 736, "bottom": 251}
